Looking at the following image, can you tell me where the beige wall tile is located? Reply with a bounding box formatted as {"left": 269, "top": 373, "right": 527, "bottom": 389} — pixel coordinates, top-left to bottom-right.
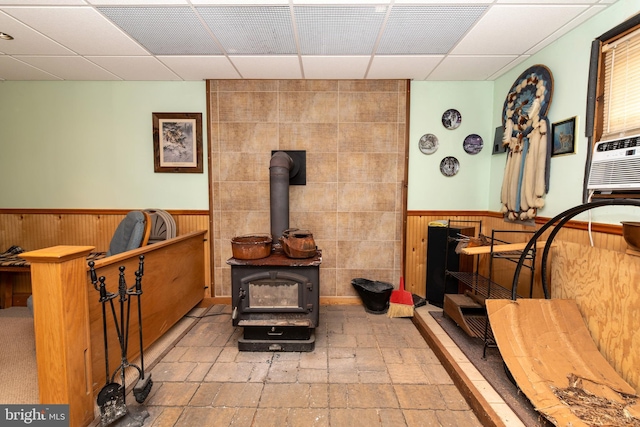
{"left": 339, "top": 92, "right": 399, "bottom": 123}
{"left": 218, "top": 80, "right": 278, "bottom": 92}
{"left": 219, "top": 123, "right": 278, "bottom": 153}
{"left": 209, "top": 79, "right": 408, "bottom": 298}
{"left": 337, "top": 212, "right": 396, "bottom": 241}
{"left": 337, "top": 183, "right": 396, "bottom": 212}
{"left": 338, "top": 123, "right": 398, "bottom": 153}
{"left": 305, "top": 152, "right": 338, "bottom": 183}
{"left": 279, "top": 80, "right": 338, "bottom": 92}
{"left": 219, "top": 91, "right": 278, "bottom": 123}
{"left": 289, "top": 211, "right": 337, "bottom": 240}
{"left": 338, "top": 80, "right": 400, "bottom": 92}
{"left": 219, "top": 211, "right": 271, "bottom": 240}
{"left": 219, "top": 152, "right": 271, "bottom": 182}
{"left": 218, "top": 182, "right": 270, "bottom": 211}
{"left": 279, "top": 124, "right": 339, "bottom": 153}
{"left": 337, "top": 241, "right": 395, "bottom": 269}
{"left": 338, "top": 153, "right": 398, "bottom": 183}
{"left": 290, "top": 183, "right": 338, "bottom": 212}
{"left": 279, "top": 92, "right": 339, "bottom": 123}
{"left": 319, "top": 268, "right": 337, "bottom": 296}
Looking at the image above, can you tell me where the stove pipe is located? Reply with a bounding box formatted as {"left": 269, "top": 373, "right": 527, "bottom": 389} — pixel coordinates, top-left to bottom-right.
{"left": 270, "top": 151, "right": 294, "bottom": 241}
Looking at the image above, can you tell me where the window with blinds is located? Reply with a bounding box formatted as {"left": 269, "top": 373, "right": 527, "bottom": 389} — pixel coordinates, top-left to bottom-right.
{"left": 600, "top": 27, "right": 640, "bottom": 141}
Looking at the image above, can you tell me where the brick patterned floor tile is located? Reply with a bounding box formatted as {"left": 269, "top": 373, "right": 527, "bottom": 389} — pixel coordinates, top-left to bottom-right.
{"left": 189, "top": 382, "right": 223, "bottom": 406}
{"left": 151, "top": 361, "right": 197, "bottom": 382}
{"left": 174, "top": 406, "right": 235, "bottom": 427}
{"left": 212, "top": 382, "right": 263, "bottom": 408}
{"left": 435, "top": 409, "right": 484, "bottom": 427}
{"left": 146, "top": 382, "right": 199, "bottom": 406}
{"left": 387, "top": 363, "right": 431, "bottom": 384}
{"left": 252, "top": 408, "right": 288, "bottom": 427}
{"left": 259, "top": 383, "right": 310, "bottom": 408}
{"left": 346, "top": 384, "right": 399, "bottom": 409}
{"left": 394, "top": 384, "right": 446, "bottom": 410}
{"left": 288, "top": 408, "right": 329, "bottom": 426}
{"left": 329, "top": 408, "right": 384, "bottom": 426}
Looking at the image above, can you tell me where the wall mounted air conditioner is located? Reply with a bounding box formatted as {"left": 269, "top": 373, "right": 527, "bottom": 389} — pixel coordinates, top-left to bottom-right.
{"left": 587, "top": 134, "right": 640, "bottom": 192}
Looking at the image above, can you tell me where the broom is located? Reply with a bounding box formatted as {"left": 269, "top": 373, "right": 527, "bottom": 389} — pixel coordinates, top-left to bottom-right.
{"left": 387, "top": 277, "right": 414, "bottom": 318}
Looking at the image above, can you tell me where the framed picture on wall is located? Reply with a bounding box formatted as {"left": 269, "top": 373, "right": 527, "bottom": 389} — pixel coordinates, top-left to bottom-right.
{"left": 551, "top": 117, "right": 577, "bottom": 157}
{"left": 153, "top": 112, "right": 203, "bottom": 173}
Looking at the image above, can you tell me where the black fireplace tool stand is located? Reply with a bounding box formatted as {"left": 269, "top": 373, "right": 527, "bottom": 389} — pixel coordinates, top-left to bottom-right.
{"left": 89, "top": 256, "right": 153, "bottom": 427}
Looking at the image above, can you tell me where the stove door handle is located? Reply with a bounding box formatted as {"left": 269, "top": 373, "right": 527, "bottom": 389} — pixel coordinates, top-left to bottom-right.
{"left": 267, "top": 328, "right": 284, "bottom": 337}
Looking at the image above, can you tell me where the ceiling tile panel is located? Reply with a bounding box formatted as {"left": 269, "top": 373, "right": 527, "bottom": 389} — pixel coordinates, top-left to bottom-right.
{"left": 0, "top": 55, "right": 62, "bottom": 80}
{"left": 0, "top": 10, "right": 73, "bottom": 55}
{"left": 15, "top": 55, "right": 121, "bottom": 80}
{"left": 97, "top": 7, "right": 223, "bottom": 55}
{"left": 524, "top": 5, "right": 606, "bottom": 55}
{"left": 367, "top": 55, "right": 443, "bottom": 79}
{"left": 451, "top": 5, "right": 590, "bottom": 55}
{"left": 197, "top": 6, "right": 296, "bottom": 54}
{"left": 428, "top": 55, "right": 518, "bottom": 80}
{"left": 294, "top": 6, "right": 386, "bottom": 55}
{"left": 302, "top": 56, "right": 370, "bottom": 79}
{"left": 157, "top": 55, "right": 241, "bottom": 80}
{"left": 0, "top": 1, "right": 624, "bottom": 81}
{"left": 377, "top": 5, "right": 487, "bottom": 54}
{"left": 2, "top": 6, "right": 149, "bottom": 55}
{"left": 230, "top": 56, "right": 302, "bottom": 79}
{"left": 85, "top": 56, "right": 182, "bottom": 80}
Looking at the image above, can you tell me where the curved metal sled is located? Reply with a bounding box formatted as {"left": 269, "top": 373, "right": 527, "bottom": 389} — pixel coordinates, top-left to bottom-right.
{"left": 487, "top": 200, "right": 640, "bottom": 426}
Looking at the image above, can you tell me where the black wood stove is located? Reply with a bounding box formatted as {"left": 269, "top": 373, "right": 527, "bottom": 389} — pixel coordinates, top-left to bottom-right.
{"left": 228, "top": 248, "right": 321, "bottom": 351}
{"left": 228, "top": 150, "right": 320, "bottom": 351}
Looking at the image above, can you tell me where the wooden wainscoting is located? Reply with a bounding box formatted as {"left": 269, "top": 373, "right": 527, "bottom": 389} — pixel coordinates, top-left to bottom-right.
{"left": 0, "top": 209, "right": 211, "bottom": 304}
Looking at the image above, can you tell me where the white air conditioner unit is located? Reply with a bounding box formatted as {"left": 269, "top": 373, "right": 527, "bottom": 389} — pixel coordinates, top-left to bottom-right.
{"left": 587, "top": 134, "right": 640, "bottom": 191}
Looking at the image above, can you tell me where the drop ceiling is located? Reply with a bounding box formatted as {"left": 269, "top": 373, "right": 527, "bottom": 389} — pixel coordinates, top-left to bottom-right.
{"left": 0, "top": 0, "right": 619, "bottom": 82}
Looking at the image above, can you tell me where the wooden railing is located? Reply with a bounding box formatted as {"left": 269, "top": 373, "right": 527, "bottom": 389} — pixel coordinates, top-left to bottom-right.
{"left": 20, "top": 230, "right": 207, "bottom": 427}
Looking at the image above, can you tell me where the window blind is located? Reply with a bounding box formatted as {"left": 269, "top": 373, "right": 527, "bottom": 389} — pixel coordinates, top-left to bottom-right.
{"left": 601, "top": 27, "right": 640, "bottom": 140}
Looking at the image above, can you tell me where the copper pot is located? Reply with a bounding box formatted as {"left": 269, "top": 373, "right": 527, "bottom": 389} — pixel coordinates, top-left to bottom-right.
{"left": 280, "top": 229, "right": 317, "bottom": 258}
{"left": 231, "top": 234, "right": 272, "bottom": 260}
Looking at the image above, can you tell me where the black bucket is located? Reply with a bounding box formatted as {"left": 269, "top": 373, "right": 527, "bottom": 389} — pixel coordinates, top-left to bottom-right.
{"left": 351, "top": 278, "right": 394, "bottom": 314}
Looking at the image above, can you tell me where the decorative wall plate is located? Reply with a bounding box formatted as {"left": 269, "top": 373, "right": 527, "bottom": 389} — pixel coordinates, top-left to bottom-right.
{"left": 442, "top": 109, "right": 462, "bottom": 130}
{"left": 418, "top": 133, "right": 439, "bottom": 154}
{"left": 463, "top": 134, "right": 483, "bottom": 154}
{"left": 440, "top": 156, "right": 459, "bottom": 177}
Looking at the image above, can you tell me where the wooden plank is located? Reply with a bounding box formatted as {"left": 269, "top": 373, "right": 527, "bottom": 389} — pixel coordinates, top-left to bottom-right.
{"left": 460, "top": 241, "right": 548, "bottom": 255}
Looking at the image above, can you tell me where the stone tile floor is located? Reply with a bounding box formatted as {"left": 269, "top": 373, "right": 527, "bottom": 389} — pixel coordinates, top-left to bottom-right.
{"left": 137, "top": 305, "right": 483, "bottom": 427}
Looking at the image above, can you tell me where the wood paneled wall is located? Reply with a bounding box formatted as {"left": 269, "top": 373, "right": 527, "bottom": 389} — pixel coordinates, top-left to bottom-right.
{"left": 406, "top": 210, "right": 639, "bottom": 393}
{"left": 0, "top": 210, "right": 211, "bottom": 299}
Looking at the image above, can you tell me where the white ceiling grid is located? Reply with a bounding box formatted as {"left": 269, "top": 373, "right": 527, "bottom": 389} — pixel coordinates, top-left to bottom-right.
{"left": 0, "top": 0, "right": 620, "bottom": 81}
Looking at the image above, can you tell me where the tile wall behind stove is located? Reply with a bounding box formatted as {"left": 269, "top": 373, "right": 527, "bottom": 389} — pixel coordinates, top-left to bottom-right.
{"left": 208, "top": 80, "right": 408, "bottom": 300}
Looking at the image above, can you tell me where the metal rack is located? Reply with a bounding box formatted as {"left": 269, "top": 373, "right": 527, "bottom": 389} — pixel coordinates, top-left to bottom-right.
{"left": 443, "top": 220, "right": 539, "bottom": 356}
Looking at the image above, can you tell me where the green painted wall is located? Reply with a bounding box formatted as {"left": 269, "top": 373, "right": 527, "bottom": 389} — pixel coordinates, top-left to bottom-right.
{"left": 408, "top": 81, "right": 494, "bottom": 211}
{"left": 408, "top": 0, "right": 640, "bottom": 224}
{"left": 0, "top": 81, "right": 207, "bottom": 209}
{"left": 489, "top": 0, "right": 640, "bottom": 223}
{"left": 1, "top": 0, "right": 638, "bottom": 220}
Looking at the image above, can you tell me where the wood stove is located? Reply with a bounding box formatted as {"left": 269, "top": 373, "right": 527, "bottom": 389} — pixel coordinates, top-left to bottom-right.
{"left": 228, "top": 150, "right": 321, "bottom": 351}
{"left": 228, "top": 248, "right": 321, "bottom": 351}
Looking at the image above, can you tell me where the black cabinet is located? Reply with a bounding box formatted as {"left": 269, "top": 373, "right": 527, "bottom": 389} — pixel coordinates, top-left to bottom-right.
{"left": 426, "top": 225, "right": 474, "bottom": 307}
